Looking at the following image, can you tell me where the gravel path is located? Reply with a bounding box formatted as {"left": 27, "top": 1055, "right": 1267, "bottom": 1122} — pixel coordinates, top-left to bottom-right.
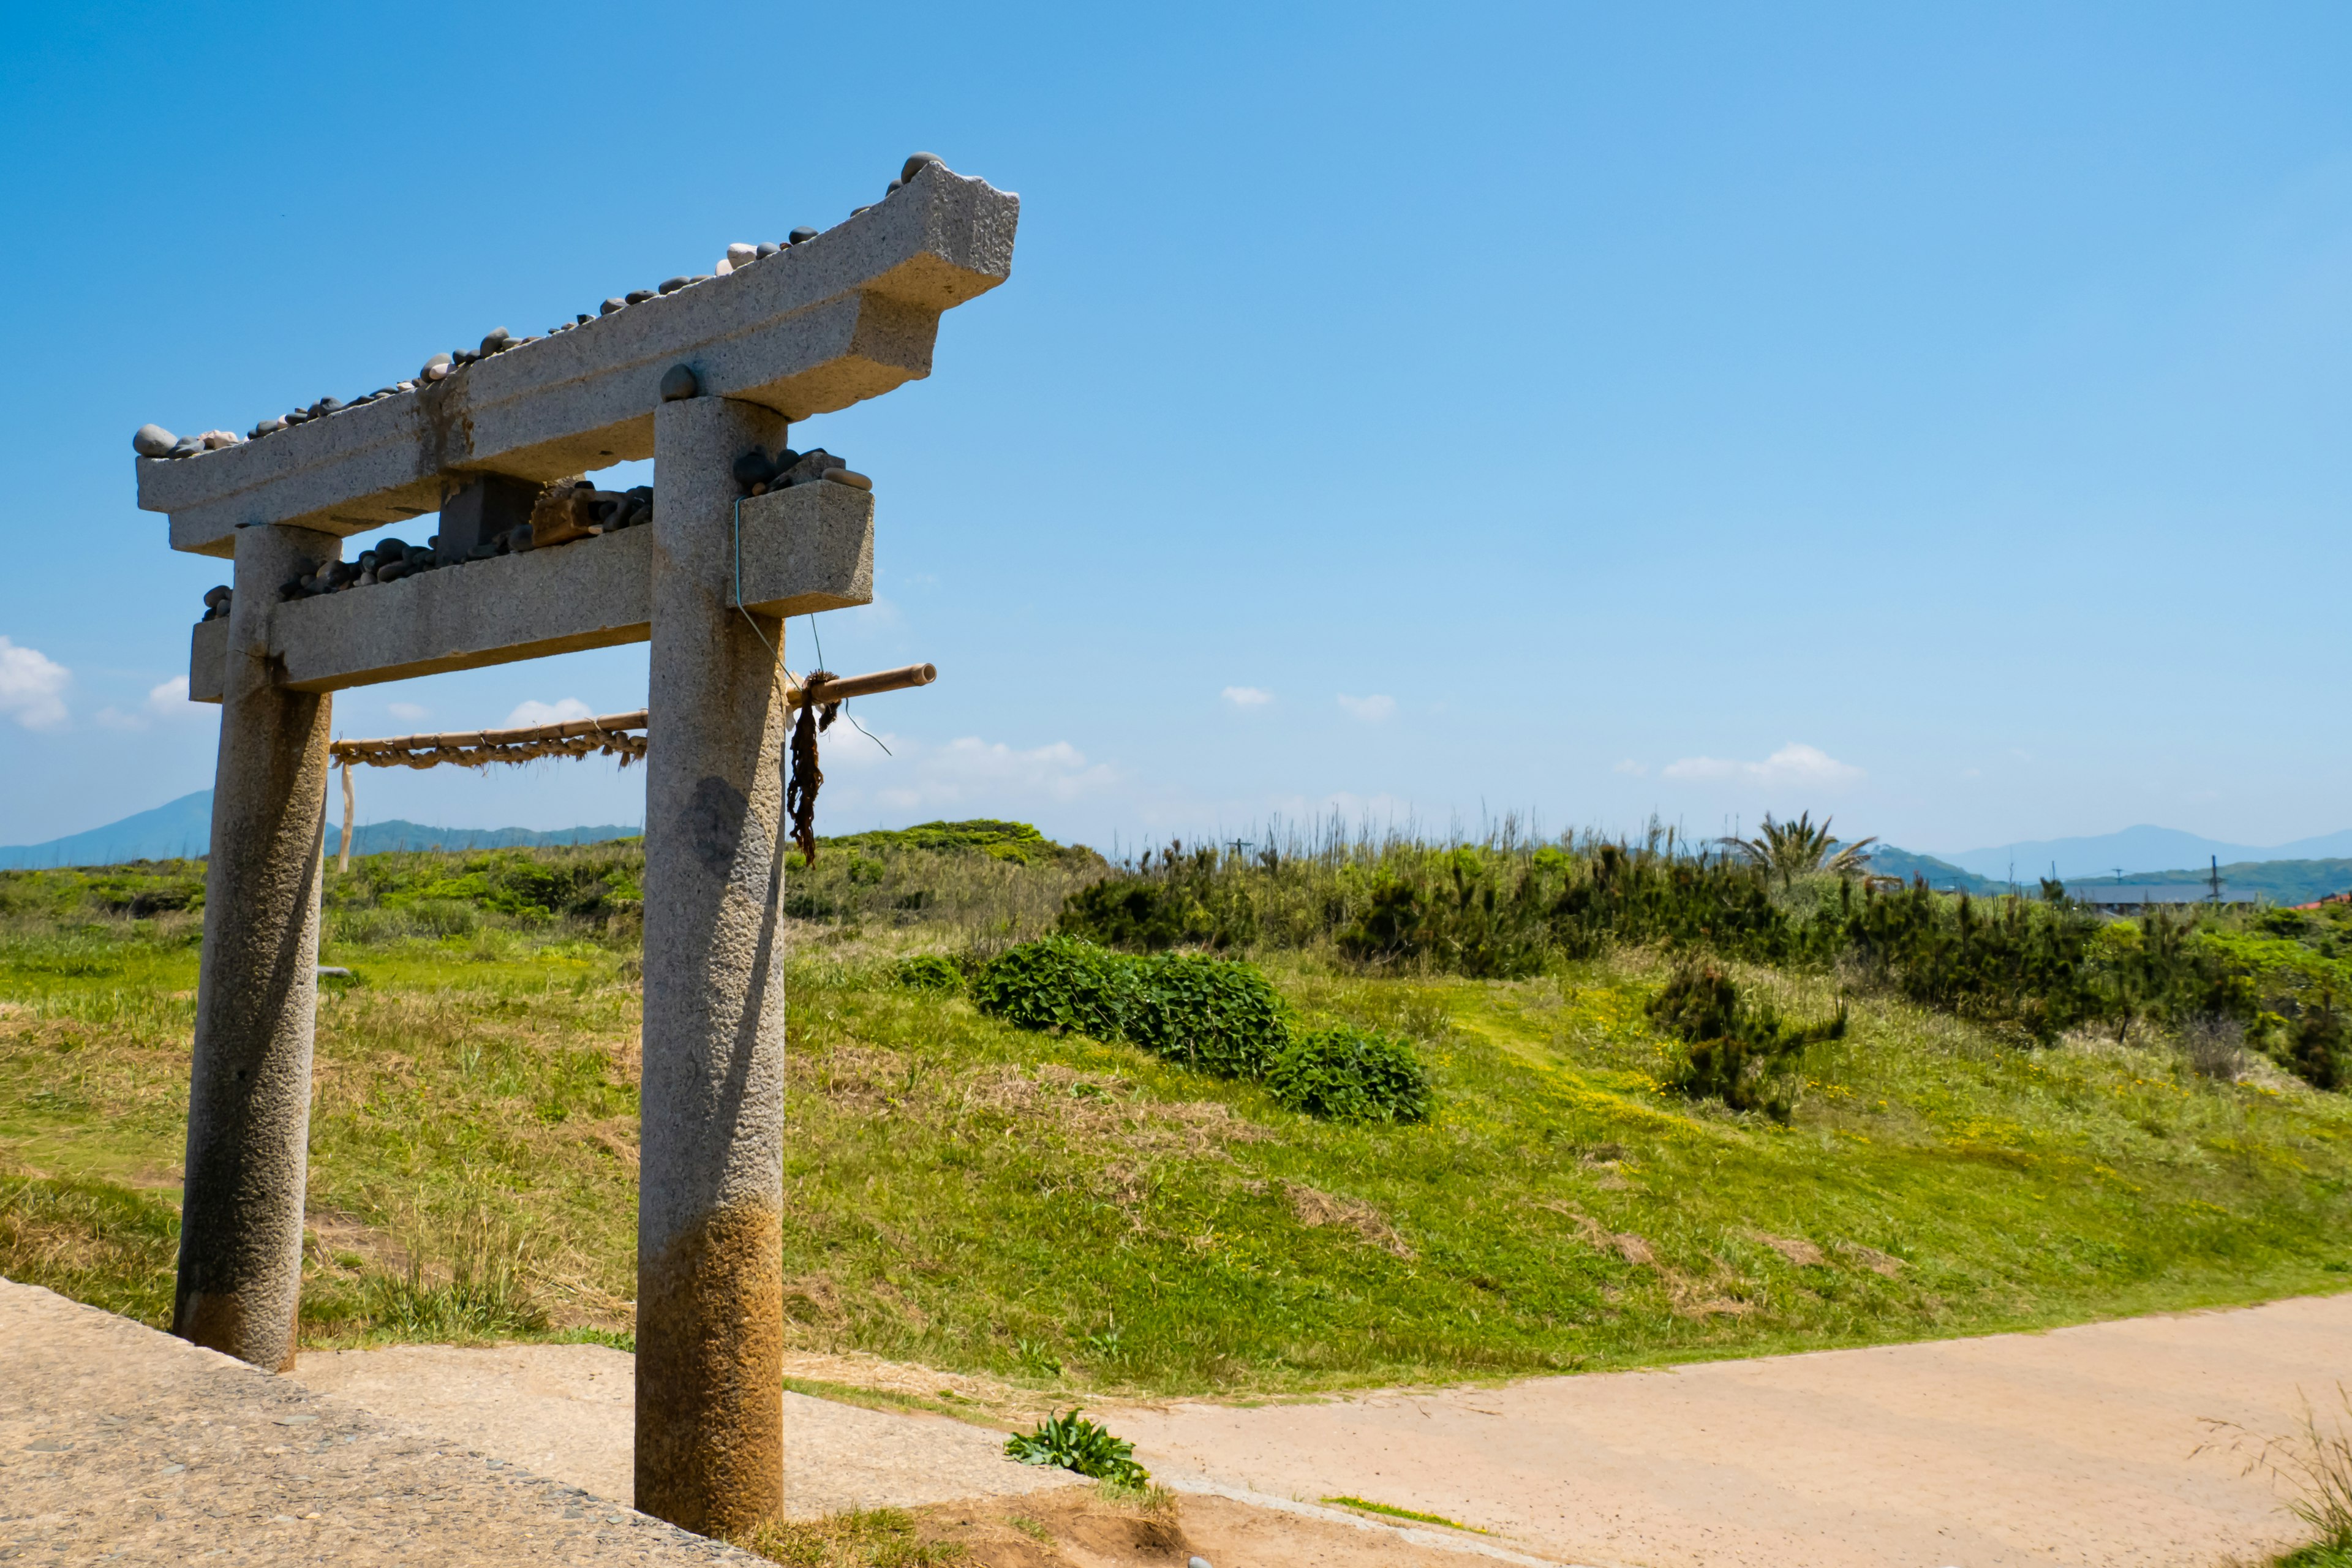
{"left": 1109, "top": 1292, "right": 2352, "bottom": 1568}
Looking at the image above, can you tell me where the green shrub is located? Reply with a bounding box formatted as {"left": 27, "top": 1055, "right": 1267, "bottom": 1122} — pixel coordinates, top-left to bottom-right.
{"left": 1005, "top": 1408, "right": 1148, "bottom": 1486}
{"left": 1265, "top": 1027, "right": 1432, "bottom": 1123}
{"left": 892, "top": 954, "right": 966, "bottom": 993}
{"left": 2291, "top": 992, "right": 2348, "bottom": 1091}
{"left": 974, "top": 938, "right": 1427, "bottom": 1120}
{"left": 1121, "top": 952, "right": 1286, "bottom": 1080}
{"left": 971, "top": 937, "right": 1142, "bottom": 1040}
{"left": 1647, "top": 963, "right": 1844, "bottom": 1123}
{"left": 1058, "top": 844, "right": 1257, "bottom": 952}
{"left": 973, "top": 938, "right": 1285, "bottom": 1081}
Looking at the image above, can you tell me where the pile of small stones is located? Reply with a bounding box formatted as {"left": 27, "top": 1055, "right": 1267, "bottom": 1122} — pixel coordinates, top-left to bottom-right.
{"left": 260, "top": 480, "right": 655, "bottom": 609}
{"left": 732, "top": 445, "right": 872, "bottom": 497}
{"left": 197, "top": 585, "right": 232, "bottom": 622}
{"left": 137, "top": 154, "right": 947, "bottom": 464}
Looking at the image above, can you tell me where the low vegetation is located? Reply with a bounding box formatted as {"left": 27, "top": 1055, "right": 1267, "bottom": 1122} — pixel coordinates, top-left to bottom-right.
{"left": 1004, "top": 1409, "right": 1150, "bottom": 1487}
{"left": 1, "top": 817, "right": 2349, "bottom": 1403}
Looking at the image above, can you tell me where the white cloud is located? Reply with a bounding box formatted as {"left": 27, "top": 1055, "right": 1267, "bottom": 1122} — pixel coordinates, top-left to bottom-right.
{"left": 0, "top": 636, "right": 69, "bottom": 729}
{"left": 1613, "top": 759, "right": 1649, "bottom": 776}
{"left": 1662, "top": 742, "right": 1863, "bottom": 787}
{"left": 94, "top": 676, "right": 206, "bottom": 733}
{"left": 146, "top": 676, "right": 201, "bottom": 718}
{"left": 1336, "top": 693, "right": 1395, "bottom": 722}
{"left": 824, "top": 731, "right": 1120, "bottom": 813}
{"left": 389, "top": 701, "right": 430, "bottom": 723}
{"left": 1222, "top": 686, "right": 1273, "bottom": 708}
{"left": 503, "top": 697, "right": 596, "bottom": 728}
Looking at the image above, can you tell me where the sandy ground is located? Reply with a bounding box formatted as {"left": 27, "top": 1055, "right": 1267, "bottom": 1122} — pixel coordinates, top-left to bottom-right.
{"left": 1107, "top": 1292, "right": 2352, "bottom": 1568}
{"left": 276, "top": 1291, "right": 2352, "bottom": 1567}
{"left": 291, "top": 1342, "right": 1533, "bottom": 1567}
{"left": 293, "top": 1341, "right": 1084, "bottom": 1518}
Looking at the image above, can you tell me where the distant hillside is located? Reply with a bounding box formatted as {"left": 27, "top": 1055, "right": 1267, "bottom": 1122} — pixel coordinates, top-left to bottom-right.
{"left": 0, "top": 792, "right": 214, "bottom": 869}
{"left": 1864, "top": 846, "right": 2007, "bottom": 895}
{"left": 327, "top": 820, "right": 641, "bottom": 856}
{"left": 1939, "top": 824, "right": 2352, "bottom": 881}
{"left": 2061, "top": 859, "right": 2352, "bottom": 908}
{"left": 0, "top": 791, "right": 638, "bottom": 869}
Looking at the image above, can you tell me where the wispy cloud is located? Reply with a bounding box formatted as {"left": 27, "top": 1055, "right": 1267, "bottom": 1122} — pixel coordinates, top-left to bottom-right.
{"left": 504, "top": 697, "right": 597, "bottom": 728}
{"left": 389, "top": 701, "right": 429, "bottom": 723}
{"left": 850, "top": 734, "right": 1118, "bottom": 811}
{"left": 1613, "top": 759, "right": 1648, "bottom": 776}
{"left": 1222, "top": 686, "right": 1273, "bottom": 708}
{"left": 96, "top": 677, "right": 208, "bottom": 732}
{"left": 0, "top": 636, "right": 69, "bottom": 730}
{"left": 1336, "top": 693, "right": 1395, "bottom": 722}
{"left": 1661, "top": 742, "right": 1862, "bottom": 787}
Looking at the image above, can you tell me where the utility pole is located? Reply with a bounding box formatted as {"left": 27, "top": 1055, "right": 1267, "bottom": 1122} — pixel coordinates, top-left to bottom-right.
{"left": 2209, "top": 854, "right": 2223, "bottom": 905}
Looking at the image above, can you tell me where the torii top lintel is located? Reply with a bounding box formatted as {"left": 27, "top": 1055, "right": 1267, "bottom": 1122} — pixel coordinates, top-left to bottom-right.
{"left": 137, "top": 163, "right": 1019, "bottom": 559}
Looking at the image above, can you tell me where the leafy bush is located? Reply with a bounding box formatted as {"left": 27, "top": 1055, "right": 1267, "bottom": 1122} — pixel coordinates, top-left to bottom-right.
{"left": 1121, "top": 952, "right": 1286, "bottom": 1080}
{"left": 973, "top": 938, "right": 1285, "bottom": 1082}
{"left": 1265, "top": 1027, "right": 1433, "bottom": 1123}
{"left": 1005, "top": 1408, "right": 1149, "bottom": 1486}
{"left": 971, "top": 937, "right": 1141, "bottom": 1039}
{"left": 891, "top": 954, "right": 965, "bottom": 993}
{"left": 2292, "top": 992, "right": 2348, "bottom": 1091}
{"left": 1647, "top": 963, "right": 1844, "bottom": 1122}
{"left": 974, "top": 938, "right": 1429, "bottom": 1120}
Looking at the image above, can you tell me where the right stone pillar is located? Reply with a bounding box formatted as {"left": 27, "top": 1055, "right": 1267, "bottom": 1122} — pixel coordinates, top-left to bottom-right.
{"left": 635, "top": 391, "right": 794, "bottom": 1536}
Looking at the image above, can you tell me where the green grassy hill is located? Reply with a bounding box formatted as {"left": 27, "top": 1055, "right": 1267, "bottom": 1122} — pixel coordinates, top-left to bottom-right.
{"left": 2, "top": 829, "right": 2349, "bottom": 1398}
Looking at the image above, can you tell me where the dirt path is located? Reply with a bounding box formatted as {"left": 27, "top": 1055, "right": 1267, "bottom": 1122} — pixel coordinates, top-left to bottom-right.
{"left": 279, "top": 1292, "right": 2352, "bottom": 1566}
{"left": 1106, "top": 1292, "right": 2352, "bottom": 1567}
{"left": 293, "top": 1341, "right": 1085, "bottom": 1518}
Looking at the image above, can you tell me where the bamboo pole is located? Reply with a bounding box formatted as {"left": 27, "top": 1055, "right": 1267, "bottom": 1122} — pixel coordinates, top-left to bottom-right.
{"left": 788, "top": 662, "right": 937, "bottom": 708}
{"left": 325, "top": 663, "right": 938, "bottom": 764}
{"left": 337, "top": 763, "right": 354, "bottom": 874}
{"left": 331, "top": 710, "right": 650, "bottom": 760}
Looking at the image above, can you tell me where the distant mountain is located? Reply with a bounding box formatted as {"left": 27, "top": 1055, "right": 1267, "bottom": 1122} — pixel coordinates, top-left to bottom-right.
{"left": 1861, "top": 846, "right": 2007, "bottom": 894}
{"left": 0, "top": 791, "right": 638, "bottom": 870}
{"left": 1937, "top": 824, "right": 2352, "bottom": 881}
{"left": 0, "top": 791, "right": 215, "bottom": 869}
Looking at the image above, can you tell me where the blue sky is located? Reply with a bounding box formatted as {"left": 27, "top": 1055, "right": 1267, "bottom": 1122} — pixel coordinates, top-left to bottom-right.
{"left": 4, "top": 3, "right": 2350, "bottom": 857}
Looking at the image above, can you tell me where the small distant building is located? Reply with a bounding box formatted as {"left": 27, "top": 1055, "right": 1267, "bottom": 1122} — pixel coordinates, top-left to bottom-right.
{"left": 2067, "top": 884, "right": 2252, "bottom": 913}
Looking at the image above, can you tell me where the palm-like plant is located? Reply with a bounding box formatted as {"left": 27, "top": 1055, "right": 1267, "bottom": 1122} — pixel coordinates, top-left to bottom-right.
{"left": 1717, "top": 812, "right": 1878, "bottom": 888}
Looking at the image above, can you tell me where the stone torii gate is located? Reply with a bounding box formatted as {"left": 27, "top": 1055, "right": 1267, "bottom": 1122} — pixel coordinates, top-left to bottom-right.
{"left": 135, "top": 158, "right": 1018, "bottom": 1536}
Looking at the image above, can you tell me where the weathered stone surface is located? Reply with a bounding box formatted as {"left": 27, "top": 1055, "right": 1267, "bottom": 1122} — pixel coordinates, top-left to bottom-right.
{"left": 637, "top": 396, "right": 793, "bottom": 1536}
{"left": 135, "top": 163, "right": 1016, "bottom": 558}
{"left": 184, "top": 481, "right": 871, "bottom": 701}
{"left": 437, "top": 474, "right": 540, "bottom": 560}
{"left": 0, "top": 1280, "right": 755, "bottom": 1566}
{"left": 179, "top": 522, "right": 337, "bottom": 1371}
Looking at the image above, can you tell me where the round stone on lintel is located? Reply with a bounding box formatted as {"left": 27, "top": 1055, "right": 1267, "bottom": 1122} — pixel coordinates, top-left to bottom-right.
{"left": 901, "top": 151, "right": 943, "bottom": 183}
{"left": 659, "top": 364, "right": 700, "bottom": 402}
{"left": 133, "top": 424, "right": 176, "bottom": 458}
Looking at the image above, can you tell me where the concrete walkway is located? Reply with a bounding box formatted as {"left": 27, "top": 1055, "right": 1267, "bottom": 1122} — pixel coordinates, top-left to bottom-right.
{"left": 0, "top": 1278, "right": 752, "bottom": 1566}
{"left": 1110, "top": 1292, "right": 2352, "bottom": 1568}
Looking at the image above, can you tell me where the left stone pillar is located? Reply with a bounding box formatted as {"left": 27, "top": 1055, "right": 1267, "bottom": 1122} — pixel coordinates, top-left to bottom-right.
{"left": 175, "top": 522, "right": 339, "bottom": 1371}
